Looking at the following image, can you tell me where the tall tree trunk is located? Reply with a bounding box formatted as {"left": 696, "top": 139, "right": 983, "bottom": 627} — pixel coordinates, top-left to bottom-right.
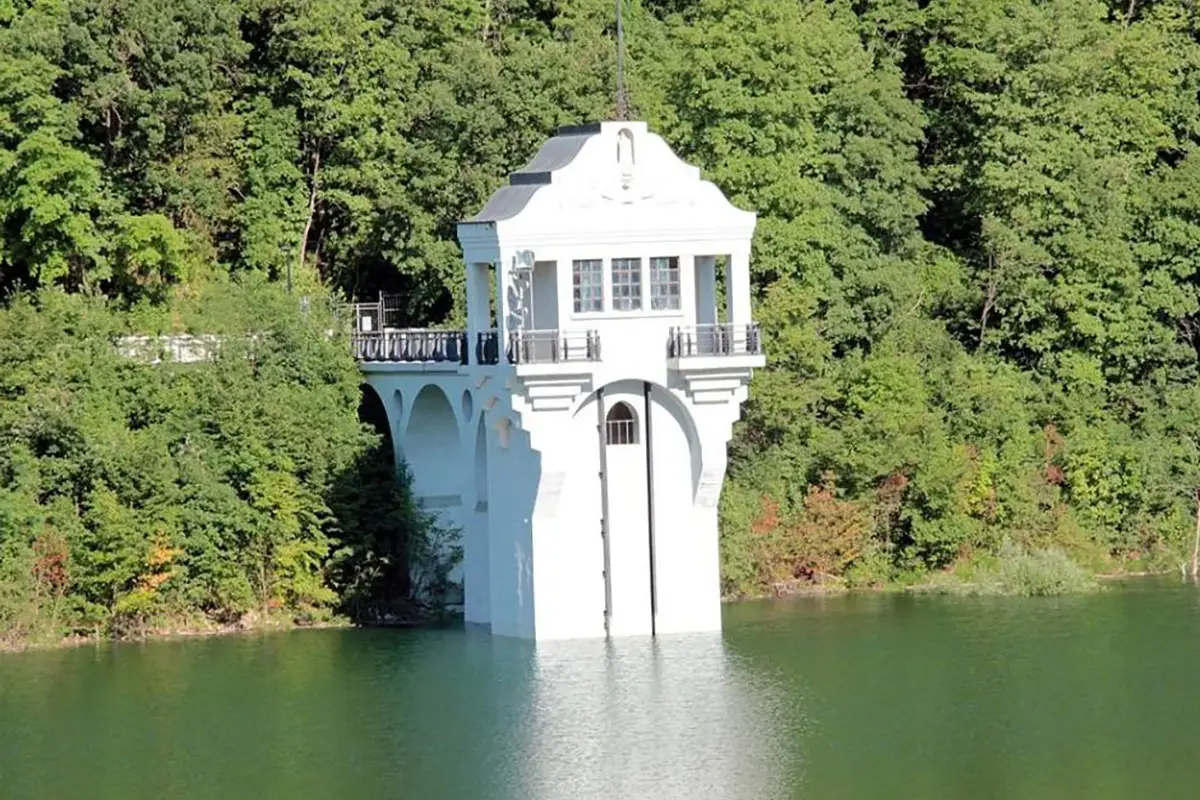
{"left": 977, "top": 260, "right": 998, "bottom": 353}
{"left": 296, "top": 149, "right": 321, "bottom": 291}
{"left": 1123, "top": 0, "right": 1139, "bottom": 30}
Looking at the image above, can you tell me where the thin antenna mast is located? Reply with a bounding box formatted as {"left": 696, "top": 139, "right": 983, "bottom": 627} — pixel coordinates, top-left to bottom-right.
{"left": 615, "top": 0, "right": 629, "bottom": 120}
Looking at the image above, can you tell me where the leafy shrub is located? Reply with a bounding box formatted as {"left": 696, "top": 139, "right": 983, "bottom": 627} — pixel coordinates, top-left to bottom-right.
{"left": 0, "top": 280, "right": 447, "bottom": 643}
{"left": 991, "top": 542, "right": 1098, "bottom": 597}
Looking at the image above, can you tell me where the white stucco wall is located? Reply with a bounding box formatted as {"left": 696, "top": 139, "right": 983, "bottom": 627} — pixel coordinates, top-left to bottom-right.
{"left": 362, "top": 348, "right": 753, "bottom": 640}
{"left": 354, "top": 120, "right": 764, "bottom": 641}
{"left": 527, "top": 401, "right": 606, "bottom": 640}
{"left": 647, "top": 386, "right": 720, "bottom": 635}
{"left": 484, "top": 419, "right": 538, "bottom": 638}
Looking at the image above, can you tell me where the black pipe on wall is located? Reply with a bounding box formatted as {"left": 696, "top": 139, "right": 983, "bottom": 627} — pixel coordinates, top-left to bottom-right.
{"left": 597, "top": 386, "right": 613, "bottom": 635}
{"left": 643, "top": 381, "right": 658, "bottom": 636}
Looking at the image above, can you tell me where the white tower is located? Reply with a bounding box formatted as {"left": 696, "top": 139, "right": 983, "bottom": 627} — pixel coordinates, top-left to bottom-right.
{"left": 456, "top": 121, "right": 763, "bottom": 639}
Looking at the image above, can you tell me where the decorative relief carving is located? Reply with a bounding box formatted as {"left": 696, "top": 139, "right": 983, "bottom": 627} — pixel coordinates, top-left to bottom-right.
{"left": 617, "top": 127, "right": 635, "bottom": 189}
{"left": 696, "top": 468, "right": 725, "bottom": 509}
{"left": 505, "top": 251, "right": 534, "bottom": 332}
{"left": 599, "top": 127, "right": 653, "bottom": 205}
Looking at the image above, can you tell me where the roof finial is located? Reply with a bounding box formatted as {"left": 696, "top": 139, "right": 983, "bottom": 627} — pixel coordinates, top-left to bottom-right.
{"left": 615, "top": 0, "right": 629, "bottom": 120}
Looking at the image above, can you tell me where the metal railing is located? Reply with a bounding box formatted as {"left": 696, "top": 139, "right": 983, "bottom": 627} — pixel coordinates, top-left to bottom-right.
{"left": 476, "top": 331, "right": 501, "bottom": 365}
{"left": 350, "top": 292, "right": 406, "bottom": 333}
{"left": 343, "top": 291, "right": 603, "bottom": 366}
{"left": 352, "top": 329, "right": 468, "bottom": 364}
{"left": 507, "top": 329, "right": 602, "bottom": 365}
{"left": 667, "top": 323, "right": 762, "bottom": 358}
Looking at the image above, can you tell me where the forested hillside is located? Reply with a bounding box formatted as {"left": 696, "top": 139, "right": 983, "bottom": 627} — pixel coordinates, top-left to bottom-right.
{"left": 4, "top": 0, "right": 1200, "bottom": 643}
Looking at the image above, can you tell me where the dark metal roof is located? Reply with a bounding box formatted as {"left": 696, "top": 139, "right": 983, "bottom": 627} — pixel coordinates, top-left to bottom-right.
{"left": 466, "top": 184, "right": 543, "bottom": 223}
{"left": 556, "top": 122, "right": 603, "bottom": 136}
{"left": 464, "top": 125, "right": 602, "bottom": 224}
{"left": 514, "top": 129, "right": 595, "bottom": 177}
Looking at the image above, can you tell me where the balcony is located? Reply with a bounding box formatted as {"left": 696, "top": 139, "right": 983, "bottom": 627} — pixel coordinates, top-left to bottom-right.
{"left": 352, "top": 329, "right": 468, "bottom": 364}
{"left": 668, "top": 323, "right": 762, "bottom": 358}
{"left": 351, "top": 327, "right": 601, "bottom": 367}
{"left": 507, "top": 329, "right": 601, "bottom": 365}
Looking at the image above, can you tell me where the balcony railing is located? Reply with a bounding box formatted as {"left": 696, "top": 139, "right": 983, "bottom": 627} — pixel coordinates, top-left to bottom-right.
{"left": 668, "top": 323, "right": 762, "bottom": 358}
{"left": 353, "top": 329, "right": 468, "bottom": 364}
{"left": 507, "top": 329, "right": 601, "bottom": 365}
{"left": 476, "top": 331, "right": 500, "bottom": 365}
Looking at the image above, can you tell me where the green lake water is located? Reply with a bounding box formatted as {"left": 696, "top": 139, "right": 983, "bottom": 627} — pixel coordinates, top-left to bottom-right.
{"left": 2, "top": 579, "right": 1199, "bottom": 799}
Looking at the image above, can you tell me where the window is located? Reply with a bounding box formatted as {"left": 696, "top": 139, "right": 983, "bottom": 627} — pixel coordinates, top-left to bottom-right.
{"left": 650, "top": 257, "right": 680, "bottom": 311}
{"left": 573, "top": 259, "right": 603, "bottom": 313}
{"left": 605, "top": 402, "right": 638, "bottom": 445}
{"left": 611, "top": 258, "right": 642, "bottom": 311}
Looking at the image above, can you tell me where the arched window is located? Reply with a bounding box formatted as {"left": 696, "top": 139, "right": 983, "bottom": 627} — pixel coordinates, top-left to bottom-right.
{"left": 605, "top": 402, "right": 638, "bottom": 445}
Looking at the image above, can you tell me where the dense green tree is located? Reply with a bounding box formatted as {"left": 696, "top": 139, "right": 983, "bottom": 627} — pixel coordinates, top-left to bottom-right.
{"left": 8, "top": 0, "right": 1200, "bottom": 624}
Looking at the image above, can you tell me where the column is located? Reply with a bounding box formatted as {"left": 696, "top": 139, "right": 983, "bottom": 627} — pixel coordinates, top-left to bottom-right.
{"left": 554, "top": 252, "right": 574, "bottom": 327}
{"left": 465, "top": 263, "right": 486, "bottom": 365}
{"left": 693, "top": 255, "right": 717, "bottom": 326}
{"left": 725, "top": 245, "right": 752, "bottom": 325}
{"left": 494, "top": 251, "right": 511, "bottom": 359}
{"left": 677, "top": 251, "right": 695, "bottom": 319}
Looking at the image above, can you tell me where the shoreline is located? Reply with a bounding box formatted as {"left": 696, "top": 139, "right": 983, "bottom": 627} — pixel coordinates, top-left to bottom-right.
{"left": 725, "top": 566, "right": 1179, "bottom": 603}
{"left": 1, "top": 569, "right": 1183, "bottom": 655}
{"left": 0, "top": 617, "right": 354, "bottom": 656}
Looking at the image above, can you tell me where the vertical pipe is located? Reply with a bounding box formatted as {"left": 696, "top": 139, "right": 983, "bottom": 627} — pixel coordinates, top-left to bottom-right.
{"left": 597, "top": 387, "right": 613, "bottom": 635}
{"left": 643, "top": 381, "right": 658, "bottom": 636}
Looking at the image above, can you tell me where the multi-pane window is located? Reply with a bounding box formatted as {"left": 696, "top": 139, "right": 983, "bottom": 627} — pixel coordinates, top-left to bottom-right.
{"left": 605, "top": 402, "right": 638, "bottom": 445}
{"left": 650, "top": 257, "right": 680, "bottom": 311}
{"left": 572, "top": 259, "right": 603, "bottom": 313}
{"left": 611, "top": 258, "right": 642, "bottom": 312}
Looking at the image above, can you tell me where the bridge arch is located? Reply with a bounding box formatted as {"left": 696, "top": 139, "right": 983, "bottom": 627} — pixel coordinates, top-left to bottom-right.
{"left": 359, "top": 383, "right": 394, "bottom": 454}
{"left": 402, "top": 384, "right": 462, "bottom": 503}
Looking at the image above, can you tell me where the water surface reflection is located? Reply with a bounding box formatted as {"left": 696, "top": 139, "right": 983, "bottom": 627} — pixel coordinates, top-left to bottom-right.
{"left": 511, "top": 634, "right": 795, "bottom": 799}
{"left": 7, "top": 585, "right": 1200, "bottom": 798}
{"left": 0, "top": 626, "right": 797, "bottom": 799}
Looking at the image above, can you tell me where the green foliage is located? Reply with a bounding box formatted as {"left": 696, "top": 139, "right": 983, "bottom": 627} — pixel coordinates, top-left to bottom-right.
{"left": 916, "top": 542, "right": 1099, "bottom": 597}
{"left": 328, "top": 442, "right": 463, "bottom": 622}
{"left": 5, "top": 0, "right": 1200, "bottom": 615}
{"left": 0, "top": 280, "right": 449, "bottom": 641}
{"left": 713, "top": 0, "right": 1200, "bottom": 597}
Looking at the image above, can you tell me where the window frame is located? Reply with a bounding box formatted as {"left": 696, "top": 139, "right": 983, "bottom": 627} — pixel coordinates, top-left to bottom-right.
{"left": 649, "top": 256, "right": 681, "bottom": 311}
{"left": 572, "top": 258, "right": 604, "bottom": 314}
{"left": 605, "top": 402, "right": 638, "bottom": 446}
{"left": 610, "top": 257, "right": 643, "bottom": 312}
